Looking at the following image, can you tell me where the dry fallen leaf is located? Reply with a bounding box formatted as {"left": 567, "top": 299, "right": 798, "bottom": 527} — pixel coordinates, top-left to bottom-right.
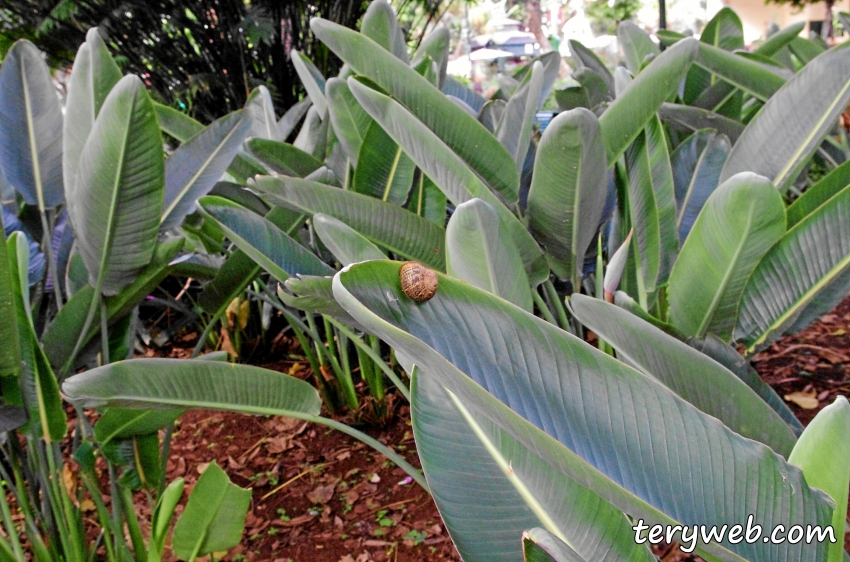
{"left": 307, "top": 483, "right": 336, "bottom": 504}
{"left": 784, "top": 390, "right": 819, "bottom": 409}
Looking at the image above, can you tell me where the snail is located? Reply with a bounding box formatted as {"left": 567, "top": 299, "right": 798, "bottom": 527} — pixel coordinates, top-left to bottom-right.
{"left": 399, "top": 262, "right": 438, "bottom": 303}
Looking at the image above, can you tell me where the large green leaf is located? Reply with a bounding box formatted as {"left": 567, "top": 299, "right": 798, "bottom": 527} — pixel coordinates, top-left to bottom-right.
{"left": 720, "top": 43, "right": 850, "bottom": 192}
{"left": 599, "top": 38, "right": 698, "bottom": 165}
{"left": 526, "top": 109, "right": 607, "bottom": 283}
{"left": 446, "top": 199, "right": 531, "bottom": 312}
{"left": 277, "top": 98, "right": 312, "bottom": 141}
{"left": 694, "top": 44, "right": 786, "bottom": 101}
{"left": 407, "top": 172, "right": 447, "bottom": 226}
{"left": 172, "top": 461, "right": 251, "bottom": 560}
{"left": 567, "top": 40, "right": 614, "bottom": 96}
{"left": 412, "top": 26, "right": 450, "bottom": 88}
{"left": 94, "top": 408, "right": 184, "bottom": 445}
{"left": 332, "top": 260, "right": 833, "bottom": 562}
{"left": 624, "top": 116, "right": 678, "bottom": 292}
{"left": 570, "top": 294, "right": 798, "bottom": 457}
{"left": 246, "top": 138, "right": 322, "bottom": 178}
{"left": 735, "top": 178, "right": 850, "bottom": 352}
{"left": 0, "top": 214, "right": 20, "bottom": 378}
{"left": 668, "top": 173, "right": 785, "bottom": 340}
{"left": 687, "top": 335, "right": 803, "bottom": 435}
{"left": 325, "top": 77, "right": 372, "bottom": 166}
{"left": 198, "top": 196, "right": 333, "bottom": 283}
{"left": 787, "top": 397, "right": 850, "bottom": 562}
{"left": 787, "top": 37, "right": 825, "bottom": 65}
{"left": 246, "top": 85, "right": 280, "bottom": 141}
{"left": 523, "top": 528, "right": 586, "bottom": 562}
{"left": 313, "top": 213, "right": 386, "bottom": 266}
{"left": 753, "top": 22, "right": 805, "bottom": 57}
{"left": 786, "top": 159, "right": 850, "bottom": 228}
{"left": 352, "top": 121, "right": 415, "bottom": 205}
{"left": 154, "top": 102, "right": 203, "bottom": 142}
{"left": 345, "top": 78, "right": 547, "bottom": 282}
{"left": 253, "top": 175, "right": 445, "bottom": 270}
{"left": 617, "top": 21, "right": 659, "bottom": 75}
{"left": 290, "top": 51, "right": 327, "bottom": 117}
{"left": 360, "top": 0, "right": 409, "bottom": 63}
{"left": 0, "top": 40, "right": 64, "bottom": 210}
{"left": 161, "top": 109, "right": 252, "bottom": 229}
{"left": 496, "top": 61, "right": 543, "bottom": 172}
{"left": 657, "top": 103, "right": 743, "bottom": 144}
{"left": 68, "top": 75, "right": 164, "bottom": 296}
{"left": 411, "top": 370, "right": 653, "bottom": 562}
{"left": 63, "top": 28, "right": 122, "bottom": 194}
{"left": 311, "top": 18, "right": 519, "bottom": 204}
{"left": 671, "top": 130, "right": 730, "bottom": 243}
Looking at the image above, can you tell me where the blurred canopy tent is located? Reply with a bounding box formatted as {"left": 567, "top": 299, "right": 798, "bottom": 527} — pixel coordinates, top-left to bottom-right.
{"left": 0, "top": 0, "right": 446, "bottom": 122}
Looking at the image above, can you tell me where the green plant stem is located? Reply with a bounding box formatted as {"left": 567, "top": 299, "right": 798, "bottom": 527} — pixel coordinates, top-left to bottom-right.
{"left": 120, "top": 486, "right": 147, "bottom": 560}
{"left": 327, "top": 316, "right": 358, "bottom": 410}
{"left": 40, "top": 209, "right": 63, "bottom": 309}
{"left": 326, "top": 318, "right": 409, "bottom": 401}
{"left": 531, "top": 289, "right": 558, "bottom": 325}
{"left": 60, "top": 287, "right": 101, "bottom": 380}
{"left": 543, "top": 279, "right": 570, "bottom": 331}
{"left": 191, "top": 307, "right": 225, "bottom": 358}
{"left": 0, "top": 481, "right": 24, "bottom": 560}
{"left": 106, "top": 463, "right": 124, "bottom": 556}
{"left": 158, "top": 423, "right": 175, "bottom": 499}
{"left": 305, "top": 414, "right": 427, "bottom": 491}
{"left": 100, "top": 295, "right": 110, "bottom": 365}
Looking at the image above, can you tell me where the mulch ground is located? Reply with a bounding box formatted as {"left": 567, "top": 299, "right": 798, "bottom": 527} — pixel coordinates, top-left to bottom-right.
{"left": 83, "top": 297, "right": 850, "bottom": 561}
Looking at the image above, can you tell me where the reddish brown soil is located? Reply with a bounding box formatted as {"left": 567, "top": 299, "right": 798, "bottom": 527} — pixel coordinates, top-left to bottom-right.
{"left": 79, "top": 298, "right": 850, "bottom": 561}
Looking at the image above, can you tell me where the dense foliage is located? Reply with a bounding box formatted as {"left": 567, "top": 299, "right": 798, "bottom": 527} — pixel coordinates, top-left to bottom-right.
{"left": 1, "top": 2, "right": 849, "bottom": 560}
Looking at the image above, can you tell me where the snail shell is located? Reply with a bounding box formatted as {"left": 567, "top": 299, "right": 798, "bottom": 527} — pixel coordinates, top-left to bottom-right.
{"left": 399, "top": 262, "right": 438, "bottom": 303}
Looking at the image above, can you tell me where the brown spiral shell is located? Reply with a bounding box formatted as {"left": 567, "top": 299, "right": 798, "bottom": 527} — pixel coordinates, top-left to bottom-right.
{"left": 399, "top": 262, "right": 438, "bottom": 303}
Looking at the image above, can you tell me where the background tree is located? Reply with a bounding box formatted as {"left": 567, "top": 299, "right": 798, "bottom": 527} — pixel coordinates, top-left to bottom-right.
{"left": 585, "top": 0, "right": 644, "bottom": 35}
{"left": 765, "top": 0, "right": 834, "bottom": 39}
{"left": 0, "top": 0, "right": 445, "bottom": 122}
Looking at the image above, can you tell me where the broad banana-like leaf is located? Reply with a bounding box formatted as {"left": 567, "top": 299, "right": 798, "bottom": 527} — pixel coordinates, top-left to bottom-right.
{"left": 687, "top": 334, "right": 803, "bottom": 435}
{"left": 353, "top": 121, "right": 416, "bottom": 205}
{"left": 407, "top": 172, "right": 447, "bottom": 226}
{"left": 446, "top": 199, "right": 531, "bottom": 312}
{"left": 0, "top": 217, "right": 20, "bottom": 378}
{"left": 246, "top": 138, "right": 322, "bottom": 178}
{"left": 624, "top": 116, "right": 678, "bottom": 292}
{"left": 277, "top": 98, "right": 312, "bottom": 141}
{"left": 94, "top": 408, "right": 184, "bottom": 446}
{"left": 617, "top": 21, "right": 659, "bottom": 75}
{"left": 735, "top": 177, "right": 850, "bottom": 352}
{"left": 514, "top": 51, "right": 561, "bottom": 107}
{"left": 671, "top": 130, "right": 731, "bottom": 243}
{"left": 787, "top": 37, "right": 825, "bottom": 65}
{"left": 313, "top": 213, "right": 386, "bottom": 266}
{"left": 0, "top": 40, "right": 64, "bottom": 210}
{"left": 720, "top": 43, "right": 850, "bottom": 192}
{"left": 325, "top": 78, "right": 372, "bottom": 165}
{"left": 574, "top": 68, "right": 610, "bottom": 108}
{"left": 69, "top": 75, "right": 164, "bottom": 296}
{"left": 278, "top": 276, "right": 365, "bottom": 331}
{"left": 360, "top": 0, "right": 409, "bottom": 63}
{"left": 161, "top": 109, "right": 252, "bottom": 229}
{"left": 154, "top": 102, "right": 204, "bottom": 142}
{"left": 694, "top": 44, "right": 785, "bottom": 101}
{"left": 497, "top": 62, "right": 543, "bottom": 172}
{"left": 668, "top": 173, "right": 785, "bottom": 340}
{"left": 523, "top": 528, "right": 586, "bottom": 562}
{"left": 568, "top": 40, "right": 614, "bottom": 96}
{"left": 253, "top": 175, "right": 445, "bottom": 271}
{"left": 346, "top": 78, "right": 547, "bottom": 283}
{"left": 753, "top": 22, "right": 805, "bottom": 57}
{"left": 332, "top": 260, "right": 833, "bottom": 562}
{"left": 63, "top": 358, "right": 322, "bottom": 414}
{"left": 657, "top": 103, "right": 743, "bottom": 144}
{"left": 291, "top": 51, "right": 327, "bottom": 118}
{"left": 292, "top": 105, "right": 329, "bottom": 159}
{"left": 684, "top": 8, "right": 743, "bottom": 104}
{"left": 442, "top": 76, "right": 487, "bottom": 113}
{"left": 526, "top": 109, "right": 607, "bottom": 283}
{"left": 599, "top": 38, "right": 698, "bottom": 164}
{"left": 246, "top": 85, "right": 279, "bottom": 140}
{"left": 198, "top": 250, "right": 261, "bottom": 315}
{"left": 63, "top": 28, "right": 122, "bottom": 194}
{"left": 554, "top": 87, "right": 590, "bottom": 112}
{"left": 8, "top": 234, "right": 66, "bottom": 442}
{"left": 42, "top": 238, "right": 183, "bottom": 369}
{"left": 788, "top": 397, "right": 850, "bottom": 562}
{"left": 412, "top": 26, "right": 450, "bottom": 88}
{"left": 570, "top": 295, "right": 798, "bottom": 457}
{"left": 786, "top": 159, "right": 850, "bottom": 228}
{"left": 311, "top": 18, "right": 519, "bottom": 204}
{"left": 198, "top": 196, "right": 333, "bottom": 283}
{"left": 411, "top": 370, "right": 654, "bottom": 562}
{"left": 172, "top": 461, "right": 251, "bottom": 560}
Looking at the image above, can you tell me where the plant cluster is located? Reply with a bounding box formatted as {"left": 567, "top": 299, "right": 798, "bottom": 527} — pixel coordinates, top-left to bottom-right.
{"left": 0, "top": 2, "right": 849, "bottom": 561}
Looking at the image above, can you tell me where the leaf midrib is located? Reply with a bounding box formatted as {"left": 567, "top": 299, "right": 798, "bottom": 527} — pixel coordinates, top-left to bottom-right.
{"left": 21, "top": 57, "right": 45, "bottom": 212}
